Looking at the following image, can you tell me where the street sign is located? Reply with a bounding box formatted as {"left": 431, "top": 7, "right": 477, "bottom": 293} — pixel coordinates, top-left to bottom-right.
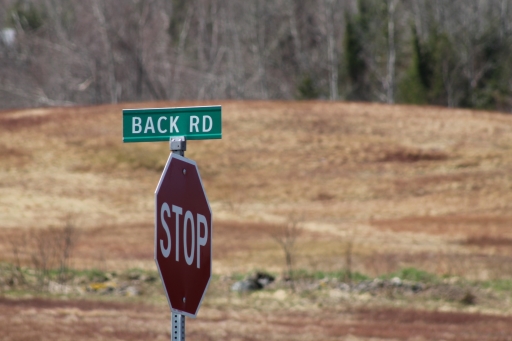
{"left": 123, "top": 106, "right": 221, "bottom": 143}
{"left": 155, "top": 153, "right": 212, "bottom": 318}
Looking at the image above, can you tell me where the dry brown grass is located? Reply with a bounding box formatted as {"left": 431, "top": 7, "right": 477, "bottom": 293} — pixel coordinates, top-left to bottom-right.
{"left": 1, "top": 100, "right": 512, "bottom": 277}
{"left": 3, "top": 296, "right": 512, "bottom": 341}
{"left": 2, "top": 101, "right": 512, "bottom": 339}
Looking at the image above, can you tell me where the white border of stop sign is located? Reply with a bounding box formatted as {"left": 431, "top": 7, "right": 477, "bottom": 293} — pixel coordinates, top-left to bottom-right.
{"left": 154, "top": 153, "right": 212, "bottom": 318}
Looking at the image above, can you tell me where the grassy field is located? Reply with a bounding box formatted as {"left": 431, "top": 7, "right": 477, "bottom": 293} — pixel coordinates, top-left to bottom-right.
{"left": 1, "top": 100, "right": 512, "bottom": 340}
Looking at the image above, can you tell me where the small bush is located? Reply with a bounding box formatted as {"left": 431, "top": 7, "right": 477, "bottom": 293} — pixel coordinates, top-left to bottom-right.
{"left": 85, "top": 269, "right": 109, "bottom": 283}
{"left": 7, "top": 220, "right": 78, "bottom": 291}
{"left": 460, "top": 290, "right": 476, "bottom": 305}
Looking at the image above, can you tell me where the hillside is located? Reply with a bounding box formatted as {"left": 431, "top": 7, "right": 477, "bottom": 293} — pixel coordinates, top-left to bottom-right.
{"left": 1, "top": 101, "right": 512, "bottom": 340}
{"left": 1, "top": 100, "right": 512, "bottom": 275}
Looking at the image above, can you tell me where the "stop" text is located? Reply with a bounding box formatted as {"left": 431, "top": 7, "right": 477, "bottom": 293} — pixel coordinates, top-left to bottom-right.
{"left": 159, "top": 203, "right": 209, "bottom": 269}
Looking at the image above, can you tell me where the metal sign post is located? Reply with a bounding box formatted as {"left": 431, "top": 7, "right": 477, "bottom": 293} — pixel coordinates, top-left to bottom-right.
{"left": 172, "top": 311, "right": 185, "bottom": 340}
{"left": 171, "top": 137, "right": 187, "bottom": 341}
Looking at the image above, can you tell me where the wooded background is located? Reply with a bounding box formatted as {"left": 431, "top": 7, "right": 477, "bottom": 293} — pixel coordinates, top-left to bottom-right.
{"left": 0, "top": 0, "right": 511, "bottom": 111}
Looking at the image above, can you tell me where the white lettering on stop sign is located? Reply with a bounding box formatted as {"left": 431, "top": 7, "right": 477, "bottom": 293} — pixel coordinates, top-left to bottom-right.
{"left": 159, "top": 203, "right": 209, "bottom": 269}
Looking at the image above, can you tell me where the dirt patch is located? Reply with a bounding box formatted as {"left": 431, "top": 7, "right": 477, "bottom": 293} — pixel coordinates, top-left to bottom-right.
{"left": 463, "top": 235, "right": 512, "bottom": 247}
{"left": 350, "top": 307, "right": 512, "bottom": 340}
{"left": 371, "top": 215, "right": 512, "bottom": 238}
{"left": 378, "top": 148, "right": 449, "bottom": 163}
{"left": 0, "top": 297, "right": 164, "bottom": 341}
{"left": 0, "top": 297, "right": 132, "bottom": 311}
{"left": 2, "top": 297, "right": 512, "bottom": 341}
{"left": 0, "top": 144, "right": 31, "bottom": 168}
{"left": 0, "top": 114, "right": 53, "bottom": 131}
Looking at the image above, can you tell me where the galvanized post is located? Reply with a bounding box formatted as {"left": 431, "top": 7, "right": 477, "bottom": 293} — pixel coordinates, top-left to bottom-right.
{"left": 172, "top": 313, "right": 185, "bottom": 341}
{"left": 169, "top": 136, "right": 187, "bottom": 341}
{"left": 170, "top": 136, "right": 187, "bottom": 341}
{"left": 170, "top": 136, "right": 186, "bottom": 157}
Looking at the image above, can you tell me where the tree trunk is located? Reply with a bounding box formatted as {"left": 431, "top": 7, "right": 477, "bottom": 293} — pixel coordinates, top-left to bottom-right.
{"left": 288, "top": 0, "right": 305, "bottom": 73}
{"left": 171, "top": 5, "right": 193, "bottom": 100}
{"left": 324, "top": 0, "right": 338, "bottom": 101}
{"left": 92, "top": 0, "right": 117, "bottom": 103}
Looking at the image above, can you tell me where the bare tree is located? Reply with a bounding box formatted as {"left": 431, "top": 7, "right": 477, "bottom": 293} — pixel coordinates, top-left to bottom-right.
{"left": 92, "top": 0, "right": 117, "bottom": 103}
{"left": 56, "top": 218, "right": 78, "bottom": 283}
{"left": 287, "top": 0, "right": 305, "bottom": 74}
{"left": 0, "top": 0, "right": 511, "bottom": 110}
{"left": 31, "top": 228, "right": 57, "bottom": 290}
{"left": 170, "top": 2, "right": 193, "bottom": 100}
{"left": 28, "top": 221, "right": 78, "bottom": 290}
{"left": 253, "top": 0, "right": 269, "bottom": 99}
{"left": 271, "top": 216, "right": 302, "bottom": 292}
{"left": 7, "top": 231, "right": 28, "bottom": 286}
{"left": 324, "top": 0, "right": 339, "bottom": 100}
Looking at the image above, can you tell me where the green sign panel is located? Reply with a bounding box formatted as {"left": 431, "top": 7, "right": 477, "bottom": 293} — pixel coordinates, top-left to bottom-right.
{"left": 122, "top": 106, "right": 222, "bottom": 143}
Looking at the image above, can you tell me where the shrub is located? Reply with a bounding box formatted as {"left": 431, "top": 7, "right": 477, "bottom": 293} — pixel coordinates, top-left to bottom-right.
{"left": 296, "top": 75, "right": 320, "bottom": 100}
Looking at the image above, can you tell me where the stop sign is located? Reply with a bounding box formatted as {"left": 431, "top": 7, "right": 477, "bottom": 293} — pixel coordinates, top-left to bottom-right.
{"left": 154, "top": 154, "right": 212, "bottom": 317}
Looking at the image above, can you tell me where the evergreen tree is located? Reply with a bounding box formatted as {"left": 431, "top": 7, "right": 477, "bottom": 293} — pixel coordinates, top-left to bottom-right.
{"left": 343, "top": 0, "right": 370, "bottom": 101}
{"left": 462, "top": 29, "right": 511, "bottom": 110}
{"left": 296, "top": 74, "right": 320, "bottom": 100}
{"left": 8, "top": 0, "right": 45, "bottom": 31}
{"left": 399, "top": 26, "right": 429, "bottom": 105}
{"left": 400, "top": 26, "right": 456, "bottom": 107}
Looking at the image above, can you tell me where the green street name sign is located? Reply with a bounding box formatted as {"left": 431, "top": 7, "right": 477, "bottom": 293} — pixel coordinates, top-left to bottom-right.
{"left": 122, "top": 106, "right": 222, "bottom": 143}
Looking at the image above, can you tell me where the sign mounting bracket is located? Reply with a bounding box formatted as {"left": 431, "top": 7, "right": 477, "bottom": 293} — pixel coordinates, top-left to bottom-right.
{"left": 170, "top": 136, "right": 186, "bottom": 157}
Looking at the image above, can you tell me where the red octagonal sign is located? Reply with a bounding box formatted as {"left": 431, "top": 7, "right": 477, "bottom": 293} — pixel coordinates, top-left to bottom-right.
{"left": 155, "top": 154, "right": 212, "bottom": 317}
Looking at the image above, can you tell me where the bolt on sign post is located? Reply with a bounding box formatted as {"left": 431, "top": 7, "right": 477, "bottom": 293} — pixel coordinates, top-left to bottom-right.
{"left": 122, "top": 105, "right": 221, "bottom": 340}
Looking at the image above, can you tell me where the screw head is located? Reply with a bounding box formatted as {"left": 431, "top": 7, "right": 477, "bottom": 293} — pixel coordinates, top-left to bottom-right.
{"left": 182, "top": 297, "right": 186, "bottom": 303}
{"left": 183, "top": 169, "right": 187, "bottom": 175}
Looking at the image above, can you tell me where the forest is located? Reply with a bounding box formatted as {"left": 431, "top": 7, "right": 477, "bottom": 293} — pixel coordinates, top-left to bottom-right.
{"left": 0, "top": 0, "right": 511, "bottom": 111}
